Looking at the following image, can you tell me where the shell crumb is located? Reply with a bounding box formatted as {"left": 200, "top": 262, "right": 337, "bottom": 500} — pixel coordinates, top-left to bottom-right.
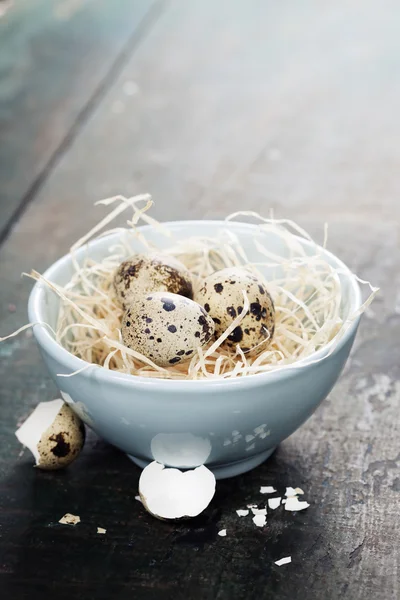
{"left": 251, "top": 507, "right": 267, "bottom": 516}
{"left": 252, "top": 514, "right": 266, "bottom": 527}
{"left": 97, "top": 527, "right": 106, "bottom": 534}
{"left": 218, "top": 529, "right": 227, "bottom": 537}
{"left": 236, "top": 509, "right": 249, "bottom": 517}
{"left": 268, "top": 497, "right": 281, "bottom": 510}
{"left": 285, "top": 486, "right": 304, "bottom": 497}
{"left": 275, "top": 556, "right": 291, "bottom": 566}
{"left": 260, "top": 486, "right": 276, "bottom": 494}
{"left": 284, "top": 497, "right": 310, "bottom": 512}
{"left": 59, "top": 513, "right": 81, "bottom": 526}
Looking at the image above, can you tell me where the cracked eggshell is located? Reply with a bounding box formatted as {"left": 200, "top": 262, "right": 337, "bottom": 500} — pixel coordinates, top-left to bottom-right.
{"left": 139, "top": 461, "right": 216, "bottom": 520}
{"left": 121, "top": 292, "right": 215, "bottom": 367}
{"left": 15, "top": 399, "right": 85, "bottom": 470}
{"left": 195, "top": 267, "right": 275, "bottom": 354}
{"left": 114, "top": 253, "right": 193, "bottom": 308}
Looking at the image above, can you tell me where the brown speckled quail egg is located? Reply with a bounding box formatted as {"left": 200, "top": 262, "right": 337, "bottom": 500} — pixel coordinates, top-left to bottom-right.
{"left": 15, "top": 399, "right": 85, "bottom": 470}
{"left": 195, "top": 267, "right": 275, "bottom": 353}
{"left": 114, "top": 253, "right": 193, "bottom": 308}
{"left": 121, "top": 292, "right": 215, "bottom": 367}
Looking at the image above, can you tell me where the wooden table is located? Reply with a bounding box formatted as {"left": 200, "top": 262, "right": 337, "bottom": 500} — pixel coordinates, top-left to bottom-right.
{"left": 0, "top": 1, "right": 399, "bottom": 598}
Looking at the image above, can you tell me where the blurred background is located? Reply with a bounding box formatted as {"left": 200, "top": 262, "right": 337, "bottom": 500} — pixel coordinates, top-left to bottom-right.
{"left": 2, "top": 0, "right": 399, "bottom": 319}
{"left": 1, "top": 0, "right": 400, "bottom": 233}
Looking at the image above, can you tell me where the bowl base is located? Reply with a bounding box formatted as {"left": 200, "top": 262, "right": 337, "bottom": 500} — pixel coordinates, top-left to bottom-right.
{"left": 126, "top": 446, "right": 277, "bottom": 480}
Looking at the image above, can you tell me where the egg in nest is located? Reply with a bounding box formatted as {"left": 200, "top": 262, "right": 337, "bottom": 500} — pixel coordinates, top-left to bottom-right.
{"left": 114, "top": 253, "right": 193, "bottom": 308}
{"left": 195, "top": 267, "right": 275, "bottom": 353}
{"left": 122, "top": 292, "right": 215, "bottom": 367}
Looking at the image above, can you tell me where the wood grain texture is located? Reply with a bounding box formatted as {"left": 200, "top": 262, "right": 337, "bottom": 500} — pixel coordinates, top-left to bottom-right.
{"left": 0, "top": 0, "right": 163, "bottom": 243}
{"left": 0, "top": 0, "right": 399, "bottom": 598}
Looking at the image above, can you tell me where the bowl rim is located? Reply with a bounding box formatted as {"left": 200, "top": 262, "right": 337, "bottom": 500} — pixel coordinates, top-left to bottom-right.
{"left": 28, "top": 219, "right": 362, "bottom": 391}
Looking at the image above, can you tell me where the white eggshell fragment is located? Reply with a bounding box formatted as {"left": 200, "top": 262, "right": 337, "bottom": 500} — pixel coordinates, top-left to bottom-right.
{"left": 253, "top": 514, "right": 267, "bottom": 527}
{"left": 114, "top": 253, "right": 193, "bottom": 308}
{"left": 195, "top": 267, "right": 275, "bottom": 353}
{"left": 15, "top": 399, "right": 85, "bottom": 470}
{"left": 121, "top": 292, "right": 215, "bottom": 367}
{"left": 284, "top": 497, "right": 310, "bottom": 511}
{"left": 218, "top": 529, "right": 227, "bottom": 537}
{"left": 268, "top": 497, "right": 281, "bottom": 510}
{"left": 139, "top": 461, "right": 216, "bottom": 520}
{"left": 59, "top": 513, "right": 81, "bottom": 526}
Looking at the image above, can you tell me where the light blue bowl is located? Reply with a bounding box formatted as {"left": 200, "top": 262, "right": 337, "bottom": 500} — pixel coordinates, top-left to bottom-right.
{"left": 28, "top": 221, "right": 361, "bottom": 479}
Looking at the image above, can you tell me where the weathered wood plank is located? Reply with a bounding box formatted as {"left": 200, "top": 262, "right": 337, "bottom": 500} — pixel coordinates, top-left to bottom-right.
{"left": 1, "top": 0, "right": 400, "bottom": 598}
{"left": 0, "top": 0, "right": 163, "bottom": 243}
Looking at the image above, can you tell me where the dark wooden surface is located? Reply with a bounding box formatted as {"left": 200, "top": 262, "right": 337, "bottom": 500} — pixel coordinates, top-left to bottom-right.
{"left": 0, "top": 1, "right": 399, "bottom": 598}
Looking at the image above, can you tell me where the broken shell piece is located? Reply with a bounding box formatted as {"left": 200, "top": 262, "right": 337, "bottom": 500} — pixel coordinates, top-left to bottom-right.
{"left": 236, "top": 509, "right": 249, "bottom": 517}
{"left": 285, "top": 486, "right": 304, "bottom": 497}
{"left": 260, "top": 486, "right": 276, "bottom": 494}
{"left": 139, "top": 461, "right": 216, "bottom": 520}
{"left": 275, "top": 556, "right": 291, "bottom": 566}
{"left": 15, "top": 399, "right": 85, "bottom": 470}
{"left": 59, "top": 513, "right": 80, "bottom": 525}
{"left": 252, "top": 514, "right": 266, "bottom": 527}
{"left": 218, "top": 529, "right": 227, "bottom": 537}
{"left": 268, "top": 497, "right": 281, "bottom": 510}
{"left": 97, "top": 527, "right": 106, "bottom": 534}
{"left": 284, "top": 497, "right": 310, "bottom": 511}
{"left": 251, "top": 507, "right": 267, "bottom": 516}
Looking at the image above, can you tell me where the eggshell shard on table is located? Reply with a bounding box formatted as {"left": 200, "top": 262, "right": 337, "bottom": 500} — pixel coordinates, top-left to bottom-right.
{"left": 285, "top": 486, "right": 304, "bottom": 497}
{"left": 218, "top": 529, "right": 227, "bottom": 537}
{"left": 251, "top": 507, "right": 267, "bottom": 516}
{"left": 59, "top": 513, "right": 81, "bottom": 526}
{"left": 138, "top": 461, "right": 216, "bottom": 520}
{"left": 15, "top": 399, "right": 85, "bottom": 470}
{"left": 121, "top": 292, "right": 215, "bottom": 368}
{"left": 284, "top": 497, "right": 310, "bottom": 512}
{"left": 260, "top": 486, "right": 276, "bottom": 494}
{"left": 113, "top": 253, "right": 193, "bottom": 308}
{"left": 268, "top": 497, "right": 282, "bottom": 510}
{"left": 195, "top": 267, "right": 275, "bottom": 354}
{"left": 252, "top": 514, "right": 267, "bottom": 527}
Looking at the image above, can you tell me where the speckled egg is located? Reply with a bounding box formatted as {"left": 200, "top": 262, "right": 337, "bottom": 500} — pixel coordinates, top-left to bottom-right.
{"left": 195, "top": 267, "right": 275, "bottom": 353}
{"left": 121, "top": 292, "right": 215, "bottom": 367}
{"left": 114, "top": 253, "right": 193, "bottom": 308}
{"left": 36, "top": 404, "right": 86, "bottom": 470}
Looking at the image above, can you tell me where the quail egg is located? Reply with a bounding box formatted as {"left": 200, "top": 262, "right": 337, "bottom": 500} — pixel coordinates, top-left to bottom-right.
{"left": 195, "top": 267, "right": 275, "bottom": 353}
{"left": 121, "top": 292, "right": 215, "bottom": 367}
{"left": 15, "top": 399, "right": 85, "bottom": 470}
{"left": 114, "top": 253, "right": 193, "bottom": 308}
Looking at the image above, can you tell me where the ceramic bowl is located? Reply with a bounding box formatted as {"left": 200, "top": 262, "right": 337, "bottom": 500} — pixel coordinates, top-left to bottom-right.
{"left": 28, "top": 221, "right": 361, "bottom": 479}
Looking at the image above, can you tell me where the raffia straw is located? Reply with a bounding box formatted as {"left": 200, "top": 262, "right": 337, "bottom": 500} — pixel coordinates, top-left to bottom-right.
{"left": 0, "top": 195, "right": 379, "bottom": 380}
